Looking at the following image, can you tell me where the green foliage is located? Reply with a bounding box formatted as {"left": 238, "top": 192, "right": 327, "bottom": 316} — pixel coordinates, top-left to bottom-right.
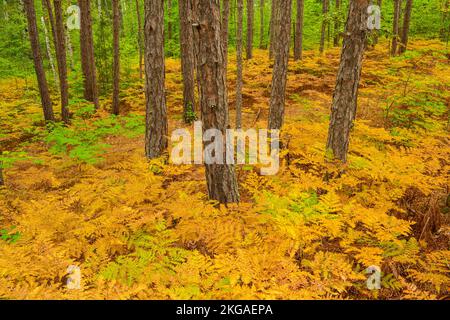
{"left": 45, "top": 113, "right": 145, "bottom": 165}
{"left": 0, "top": 226, "right": 21, "bottom": 244}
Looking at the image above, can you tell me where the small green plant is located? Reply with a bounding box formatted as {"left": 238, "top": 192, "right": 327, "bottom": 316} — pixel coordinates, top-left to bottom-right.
{"left": 184, "top": 103, "right": 198, "bottom": 124}
{"left": 0, "top": 226, "right": 21, "bottom": 244}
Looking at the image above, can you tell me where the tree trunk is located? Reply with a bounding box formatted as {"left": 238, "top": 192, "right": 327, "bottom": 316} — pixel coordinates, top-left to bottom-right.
{"left": 112, "top": 0, "right": 121, "bottom": 115}
{"left": 144, "top": 0, "right": 168, "bottom": 158}
{"left": 40, "top": 15, "right": 58, "bottom": 87}
{"left": 391, "top": 0, "right": 401, "bottom": 56}
{"left": 326, "top": 0, "right": 370, "bottom": 162}
{"left": 24, "top": 0, "right": 55, "bottom": 122}
{"left": 179, "top": 0, "right": 196, "bottom": 122}
{"left": 319, "top": 0, "right": 328, "bottom": 53}
{"left": 66, "top": 30, "right": 75, "bottom": 71}
{"left": 222, "top": 0, "right": 230, "bottom": 70}
{"left": 268, "top": 0, "right": 292, "bottom": 130}
{"left": 259, "top": 0, "right": 264, "bottom": 49}
{"left": 53, "top": 0, "right": 70, "bottom": 123}
{"left": 78, "top": 0, "right": 99, "bottom": 109}
{"left": 194, "top": 0, "right": 240, "bottom": 203}
{"left": 236, "top": 0, "right": 244, "bottom": 128}
{"left": 136, "top": 0, "right": 144, "bottom": 79}
{"left": 294, "top": 0, "right": 304, "bottom": 60}
{"left": 399, "top": 0, "right": 413, "bottom": 54}
{"left": 333, "top": 0, "right": 340, "bottom": 46}
{"left": 246, "top": 0, "right": 254, "bottom": 59}
{"left": 269, "top": 0, "right": 277, "bottom": 59}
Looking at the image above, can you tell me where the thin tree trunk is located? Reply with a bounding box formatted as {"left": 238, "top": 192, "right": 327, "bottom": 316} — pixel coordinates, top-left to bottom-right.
{"left": 195, "top": 0, "right": 240, "bottom": 203}
{"left": 259, "top": 0, "right": 264, "bottom": 49}
{"left": 236, "top": 0, "right": 243, "bottom": 128}
{"left": 222, "top": 0, "right": 230, "bottom": 69}
{"left": 269, "top": 0, "right": 277, "bottom": 59}
{"left": 78, "top": 0, "right": 99, "bottom": 109}
{"left": 24, "top": 0, "right": 55, "bottom": 122}
{"left": 246, "top": 0, "right": 254, "bottom": 59}
{"left": 144, "top": 0, "right": 168, "bottom": 158}
{"left": 333, "top": 0, "right": 340, "bottom": 46}
{"left": 319, "top": 0, "right": 328, "bottom": 53}
{"left": 136, "top": 0, "right": 144, "bottom": 79}
{"left": 294, "top": 0, "right": 304, "bottom": 60}
{"left": 399, "top": 0, "right": 413, "bottom": 54}
{"left": 112, "top": 0, "right": 121, "bottom": 115}
{"left": 66, "top": 30, "right": 75, "bottom": 71}
{"left": 179, "top": 0, "right": 196, "bottom": 122}
{"left": 40, "top": 15, "right": 58, "bottom": 87}
{"left": 391, "top": 0, "right": 401, "bottom": 56}
{"left": 268, "top": 0, "right": 292, "bottom": 130}
{"left": 326, "top": 0, "right": 370, "bottom": 162}
{"left": 53, "top": 0, "right": 70, "bottom": 123}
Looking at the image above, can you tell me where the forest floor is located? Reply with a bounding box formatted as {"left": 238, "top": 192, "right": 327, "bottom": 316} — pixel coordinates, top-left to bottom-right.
{"left": 0, "top": 40, "right": 449, "bottom": 299}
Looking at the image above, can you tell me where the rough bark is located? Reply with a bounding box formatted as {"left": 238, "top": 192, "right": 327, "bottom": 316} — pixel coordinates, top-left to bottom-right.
{"left": 333, "top": 0, "right": 340, "bottom": 46}
{"left": 144, "top": 0, "right": 168, "bottom": 158}
{"left": 136, "top": 0, "right": 144, "bottom": 79}
{"left": 112, "top": 0, "right": 121, "bottom": 115}
{"left": 179, "top": 0, "right": 196, "bottom": 121}
{"left": 78, "top": 0, "right": 99, "bottom": 109}
{"left": 268, "top": 0, "right": 292, "bottom": 130}
{"left": 236, "top": 0, "right": 244, "bottom": 128}
{"left": 259, "top": 0, "right": 264, "bottom": 49}
{"left": 399, "top": 0, "right": 413, "bottom": 54}
{"left": 246, "top": 0, "right": 254, "bottom": 59}
{"left": 326, "top": 0, "right": 370, "bottom": 162}
{"left": 24, "top": 0, "right": 55, "bottom": 122}
{"left": 194, "top": 0, "right": 240, "bottom": 203}
{"left": 294, "top": 0, "right": 304, "bottom": 60}
{"left": 222, "top": 0, "right": 230, "bottom": 69}
{"left": 319, "top": 0, "right": 329, "bottom": 53}
{"left": 391, "top": 0, "right": 401, "bottom": 56}
{"left": 53, "top": 0, "right": 70, "bottom": 123}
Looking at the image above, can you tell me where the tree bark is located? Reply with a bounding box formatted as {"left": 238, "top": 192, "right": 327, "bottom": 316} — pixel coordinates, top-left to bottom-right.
{"left": 333, "top": 0, "right": 340, "bottom": 46}
{"left": 53, "top": 0, "right": 70, "bottom": 123}
{"left": 391, "top": 0, "right": 401, "bottom": 56}
{"left": 326, "top": 0, "right": 370, "bottom": 162}
{"left": 259, "top": 0, "right": 264, "bottom": 49}
{"left": 179, "top": 0, "right": 197, "bottom": 122}
{"left": 319, "top": 0, "right": 329, "bottom": 53}
{"left": 24, "top": 0, "right": 55, "bottom": 122}
{"left": 236, "top": 0, "right": 244, "bottom": 128}
{"left": 269, "top": 0, "right": 277, "bottom": 59}
{"left": 399, "top": 0, "right": 413, "bottom": 54}
{"left": 144, "top": 0, "right": 168, "bottom": 159}
{"left": 78, "top": 0, "right": 99, "bottom": 109}
{"left": 112, "top": 0, "right": 121, "bottom": 115}
{"left": 194, "top": 0, "right": 240, "bottom": 203}
{"left": 40, "top": 15, "right": 58, "bottom": 87}
{"left": 136, "top": 0, "right": 144, "bottom": 79}
{"left": 268, "top": 0, "right": 292, "bottom": 130}
{"left": 246, "top": 0, "right": 254, "bottom": 59}
{"left": 294, "top": 0, "right": 304, "bottom": 60}
{"left": 222, "top": 0, "right": 230, "bottom": 71}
